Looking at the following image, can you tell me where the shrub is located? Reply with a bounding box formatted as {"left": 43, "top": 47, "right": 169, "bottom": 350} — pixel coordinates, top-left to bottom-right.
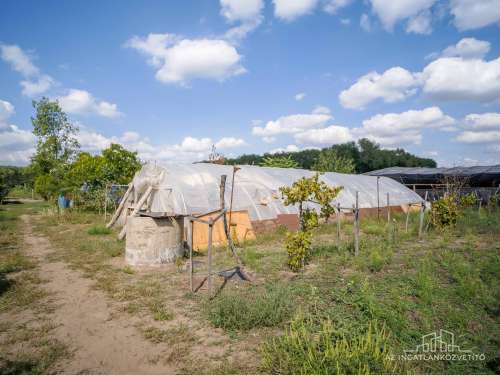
{"left": 261, "top": 316, "right": 399, "bottom": 374}
{"left": 430, "top": 194, "right": 460, "bottom": 229}
{"left": 285, "top": 231, "right": 312, "bottom": 272}
{"left": 460, "top": 193, "right": 476, "bottom": 208}
{"left": 206, "top": 284, "right": 293, "bottom": 331}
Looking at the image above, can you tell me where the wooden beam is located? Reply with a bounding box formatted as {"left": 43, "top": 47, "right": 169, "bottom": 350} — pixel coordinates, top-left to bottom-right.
{"left": 106, "top": 183, "right": 133, "bottom": 228}
{"left": 118, "top": 185, "right": 153, "bottom": 240}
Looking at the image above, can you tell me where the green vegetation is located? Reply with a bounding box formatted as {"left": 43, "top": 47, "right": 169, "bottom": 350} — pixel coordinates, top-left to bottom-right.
{"left": 312, "top": 148, "right": 356, "bottom": 173}
{"left": 0, "top": 166, "right": 34, "bottom": 202}
{"left": 260, "top": 155, "right": 299, "bottom": 168}
{"left": 262, "top": 318, "right": 398, "bottom": 374}
{"left": 280, "top": 173, "right": 342, "bottom": 271}
{"left": 87, "top": 225, "right": 112, "bottom": 235}
{"left": 226, "top": 138, "right": 436, "bottom": 172}
{"left": 206, "top": 284, "right": 294, "bottom": 331}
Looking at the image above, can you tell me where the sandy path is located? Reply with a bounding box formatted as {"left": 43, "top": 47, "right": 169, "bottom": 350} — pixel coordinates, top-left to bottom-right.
{"left": 21, "top": 215, "right": 175, "bottom": 375}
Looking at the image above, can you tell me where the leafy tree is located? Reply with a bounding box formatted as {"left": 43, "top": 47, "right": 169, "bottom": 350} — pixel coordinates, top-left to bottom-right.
{"left": 280, "top": 174, "right": 342, "bottom": 271}
{"left": 313, "top": 149, "right": 356, "bottom": 174}
{"left": 261, "top": 155, "right": 299, "bottom": 169}
{"left": 101, "top": 143, "right": 142, "bottom": 184}
{"left": 30, "top": 97, "right": 79, "bottom": 200}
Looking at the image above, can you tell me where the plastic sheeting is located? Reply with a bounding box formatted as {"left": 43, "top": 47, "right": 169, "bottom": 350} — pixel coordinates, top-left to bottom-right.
{"left": 133, "top": 163, "right": 424, "bottom": 221}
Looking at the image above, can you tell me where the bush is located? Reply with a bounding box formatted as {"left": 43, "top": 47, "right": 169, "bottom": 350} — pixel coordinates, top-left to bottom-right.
{"left": 285, "top": 231, "right": 312, "bottom": 272}
{"left": 206, "top": 284, "right": 293, "bottom": 331}
{"left": 431, "top": 194, "right": 460, "bottom": 229}
{"left": 460, "top": 193, "right": 476, "bottom": 207}
{"left": 261, "top": 316, "right": 399, "bottom": 374}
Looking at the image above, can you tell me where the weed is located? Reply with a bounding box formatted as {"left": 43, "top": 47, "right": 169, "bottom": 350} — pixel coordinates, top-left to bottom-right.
{"left": 206, "top": 284, "right": 294, "bottom": 331}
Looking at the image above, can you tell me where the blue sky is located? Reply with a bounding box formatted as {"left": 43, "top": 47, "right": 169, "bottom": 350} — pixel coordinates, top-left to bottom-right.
{"left": 1, "top": 0, "right": 500, "bottom": 167}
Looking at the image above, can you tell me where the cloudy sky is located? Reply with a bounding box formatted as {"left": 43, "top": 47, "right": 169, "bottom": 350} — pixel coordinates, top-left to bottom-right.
{"left": 1, "top": 0, "right": 500, "bottom": 167}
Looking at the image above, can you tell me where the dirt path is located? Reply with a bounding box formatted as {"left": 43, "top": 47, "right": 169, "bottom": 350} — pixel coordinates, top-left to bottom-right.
{"left": 21, "top": 215, "right": 176, "bottom": 375}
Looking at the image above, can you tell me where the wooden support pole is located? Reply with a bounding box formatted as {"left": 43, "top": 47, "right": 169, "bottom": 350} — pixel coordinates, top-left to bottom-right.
{"left": 419, "top": 191, "right": 427, "bottom": 239}
{"left": 354, "top": 191, "right": 359, "bottom": 256}
{"left": 188, "top": 219, "right": 194, "bottom": 292}
{"left": 118, "top": 186, "right": 152, "bottom": 240}
{"left": 336, "top": 202, "right": 341, "bottom": 249}
{"left": 106, "top": 183, "right": 133, "bottom": 228}
{"left": 386, "top": 192, "right": 390, "bottom": 224}
{"left": 207, "top": 219, "right": 213, "bottom": 296}
{"left": 405, "top": 205, "right": 411, "bottom": 233}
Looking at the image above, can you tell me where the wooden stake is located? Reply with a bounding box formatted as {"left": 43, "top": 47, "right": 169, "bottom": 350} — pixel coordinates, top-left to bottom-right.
{"left": 354, "top": 192, "right": 359, "bottom": 256}
{"left": 419, "top": 191, "right": 427, "bottom": 239}
{"left": 405, "top": 204, "right": 410, "bottom": 233}
{"left": 207, "top": 219, "right": 213, "bottom": 296}
{"left": 336, "top": 202, "right": 341, "bottom": 249}
{"left": 386, "top": 192, "right": 390, "bottom": 224}
{"left": 188, "top": 219, "right": 194, "bottom": 292}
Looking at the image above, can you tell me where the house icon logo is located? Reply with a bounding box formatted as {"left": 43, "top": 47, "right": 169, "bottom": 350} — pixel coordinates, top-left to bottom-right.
{"left": 406, "top": 329, "right": 471, "bottom": 354}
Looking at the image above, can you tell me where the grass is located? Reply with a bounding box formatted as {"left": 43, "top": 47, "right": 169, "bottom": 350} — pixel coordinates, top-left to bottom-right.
{"left": 205, "top": 283, "right": 295, "bottom": 331}
{"left": 87, "top": 225, "right": 112, "bottom": 235}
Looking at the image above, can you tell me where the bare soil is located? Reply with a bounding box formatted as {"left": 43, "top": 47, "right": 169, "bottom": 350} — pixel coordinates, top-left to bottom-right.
{"left": 20, "top": 215, "right": 176, "bottom": 375}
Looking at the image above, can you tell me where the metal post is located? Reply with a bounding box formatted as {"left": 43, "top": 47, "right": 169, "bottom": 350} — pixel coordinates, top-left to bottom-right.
{"left": 103, "top": 184, "right": 108, "bottom": 221}
{"left": 207, "top": 219, "right": 213, "bottom": 296}
{"left": 228, "top": 166, "right": 240, "bottom": 227}
{"left": 336, "top": 202, "right": 341, "bottom": 249}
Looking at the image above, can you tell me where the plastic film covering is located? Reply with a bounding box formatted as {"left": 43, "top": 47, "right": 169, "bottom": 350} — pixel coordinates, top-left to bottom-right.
{"left": 133, "top": 163, "right": 424, "bottom": 221}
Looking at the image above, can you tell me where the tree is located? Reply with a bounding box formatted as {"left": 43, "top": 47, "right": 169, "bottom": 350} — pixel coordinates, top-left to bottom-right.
{"left": 101, "top": 143, "right": 141, "bottom": 185}
{"left": 30, "top": 98, "right": 79, "bottom": 200}
{"left": 261, "top": 155, "right": 299, "bottom": 169}
{"left": 280, "top": 174, "right": 342, "bottom": 271}
{"left": 313, "top": 149, "right": 356, "bottom": 174}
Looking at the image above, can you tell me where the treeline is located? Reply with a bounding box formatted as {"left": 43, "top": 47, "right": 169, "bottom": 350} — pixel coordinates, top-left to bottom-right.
{"left": 225, "top": 138, "right": 436, "bottom": 173}
{"left": 1, "top": 97, "right": 142, "bottom": 209}
{"left": 0, "top": 166, "right": 35, "bottom": 202}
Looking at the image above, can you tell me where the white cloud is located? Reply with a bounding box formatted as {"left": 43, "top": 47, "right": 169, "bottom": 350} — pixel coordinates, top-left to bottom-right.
{"left": 421, "top": 57, "right": 500, "bottom": 102}
{"left": 263, "top": 136, "right": 276, "bottom": 143}
{"left": 360, "top": 14, "right": 372, "bottom": 31}
{"left": 0, "top": 100, "right": 15, "bottom": 131}
{"left": 355, "top": 107, "right": 455, "bottom": 146}
{"left": 20, "top": 75, "right": 55, "bottom": 97}
{"left": 57, "top": 89, "right": 122, "bottom": 118}
{"left": 0, "top": 44, "right": 39, "bottom": 76}
{"left": 295, "top": 92, "right": 306, "bottom": 101}
{"left": 441, "top": 38, "right": 490, "bottom": 59}
{"left": 323, "top": 0, "right": 353, "bottom": 14}
{"left": 312, "top": 105, "right": 331, "bottom": 115}
{"left": 340, "top": 18, "right": 351, "bottom": 25}
{"left": 220, "top": 0, "right": 263, "bottom": 21}
{"left": 369, "top": 0, "right": 436, "bottom": 31}
{"left": 215, "top": 137, "right": 247, "bottom": 149}
{"left": 126, "top": 33, "right": 246, "bottom": 86}
{"left": 252, "top": 110, "right": 332, "bottom": 137}
{"left": 270, "top": 144, "right": 300, "bottom": 153}
{"left": 450, "top": 0, "right": 500, "bottom": 31}
{"left": 295, "top": 125, "right": 353, "bottom": 145}
{"left": 0, "top": 44, "right": 54, "bottom": 96}
{"left": 221, "top": 0, "right": 264, "bottom": 41}
{"left": 273, "top": 0, "right": 318, "bottom": 21}
{"left": 455, "top": 130, "right": 500, "bottom": 144}
{"left": 406, "top": 9, "right": 432, "bottom": 34}
{"left": 339, "top": 67, "right": 419, "bottom": 109}
{"left": 0, "top": 125, "right": 36, "bottom": 165}
{"left": 464, "top": 113, "right": 500, "bottom": 130}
